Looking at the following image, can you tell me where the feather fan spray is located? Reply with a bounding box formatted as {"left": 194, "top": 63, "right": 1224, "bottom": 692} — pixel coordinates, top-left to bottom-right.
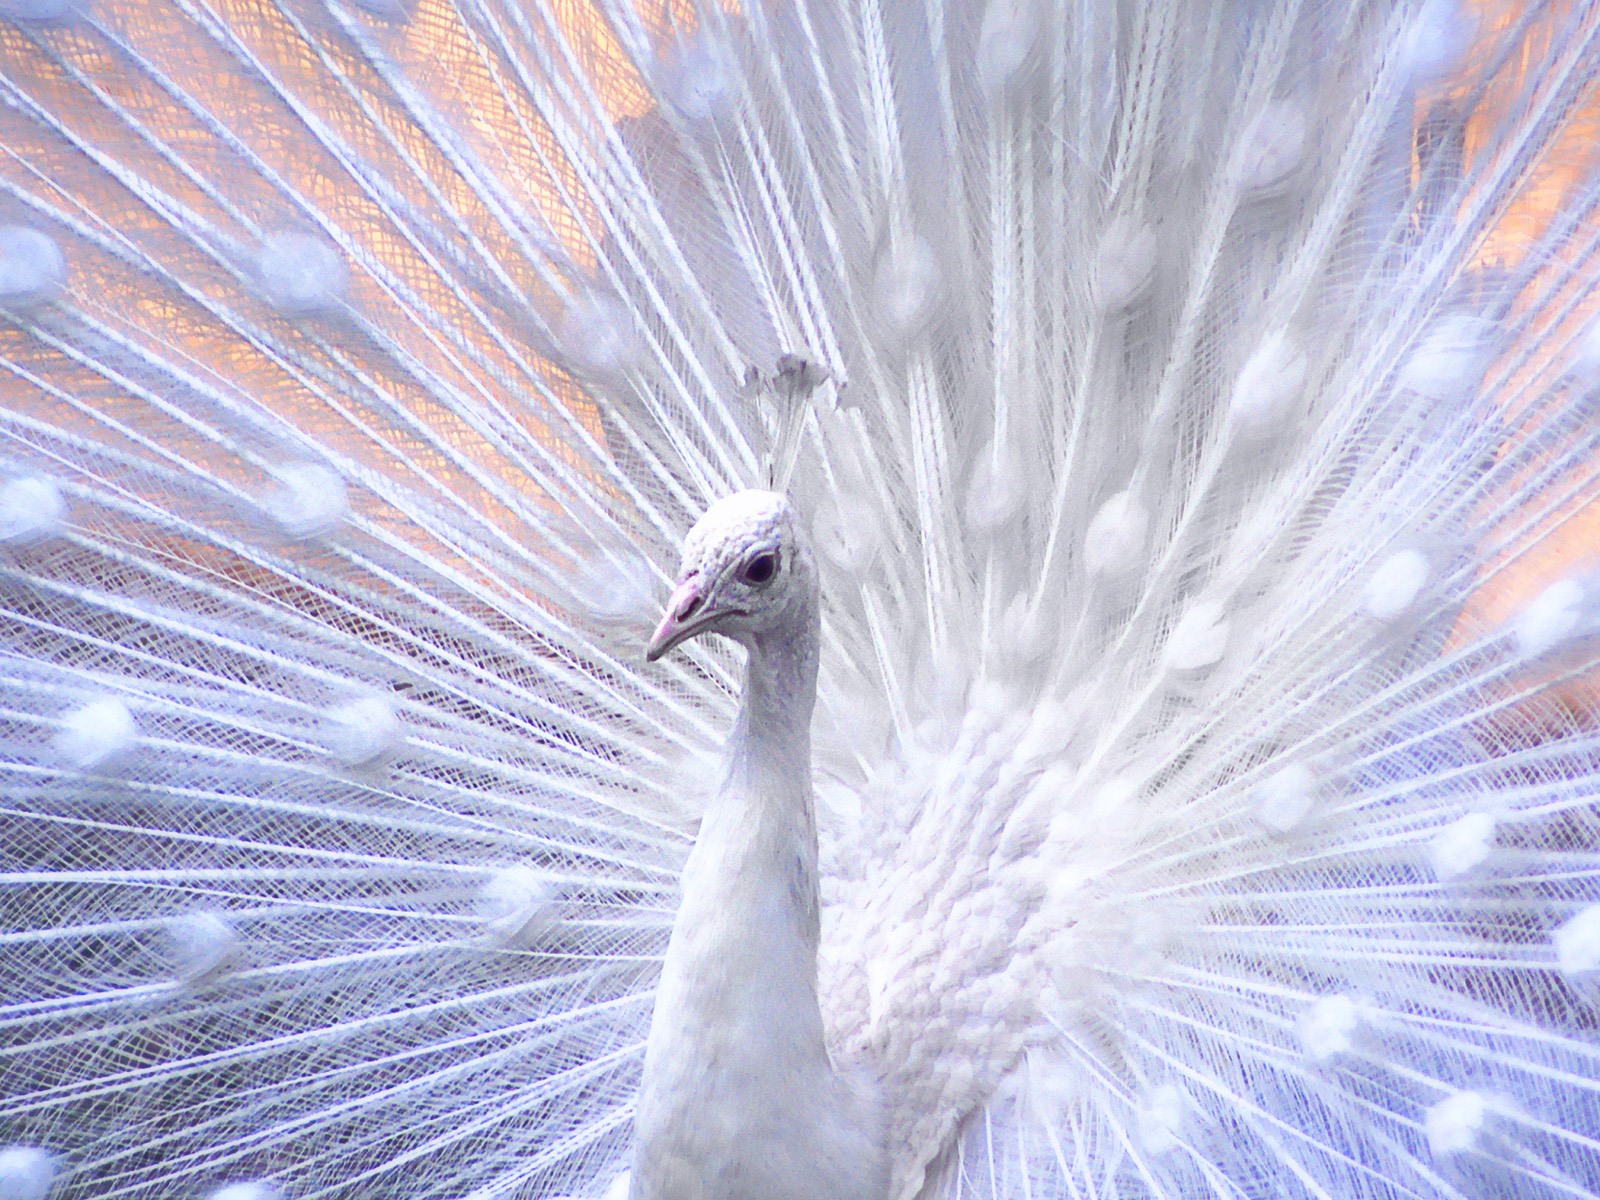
{"left": 2, "top": 0, "right": 1600, "bottom": 1197}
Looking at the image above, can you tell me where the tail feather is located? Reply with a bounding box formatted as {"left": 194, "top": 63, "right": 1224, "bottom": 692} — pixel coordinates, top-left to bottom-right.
{"left": 4, "top": 0, "right": 1600, "bottom": 1198}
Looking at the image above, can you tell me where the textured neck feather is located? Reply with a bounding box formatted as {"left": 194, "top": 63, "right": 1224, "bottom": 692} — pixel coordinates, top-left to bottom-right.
{"left": 722, "top": 612, "right": 821, "bottom": 830}
{"left": 701, "top": 600, "right": 824, "bottom": 974}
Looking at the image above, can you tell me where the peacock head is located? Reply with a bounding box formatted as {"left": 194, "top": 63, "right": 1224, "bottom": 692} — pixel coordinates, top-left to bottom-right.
{"left": 646, "top": 490, "right": 815, "bottom": 662}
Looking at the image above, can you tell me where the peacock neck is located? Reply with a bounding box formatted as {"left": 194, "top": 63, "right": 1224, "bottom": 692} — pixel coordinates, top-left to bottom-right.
{"left": 703, "top": 604, "right": 825, "bottom": 942}
{"left": 723, "top": 613, "right": 821, "bottom": 809}
{"left": 635, "top": 580, "right": 884, "bottom": 1197}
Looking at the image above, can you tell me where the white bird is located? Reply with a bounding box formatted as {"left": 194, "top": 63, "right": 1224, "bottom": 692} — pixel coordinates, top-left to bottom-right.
{"left": 634, "top": 491, "right": 884, "bottom": 1198}
{"left": 1, "top": 1, "right": 1600, "bottom": 1200}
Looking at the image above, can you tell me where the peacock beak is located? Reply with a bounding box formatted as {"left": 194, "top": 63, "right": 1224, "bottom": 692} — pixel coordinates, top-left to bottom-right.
{"left": 646, "top": 578, "right": 709, "bottom": 662}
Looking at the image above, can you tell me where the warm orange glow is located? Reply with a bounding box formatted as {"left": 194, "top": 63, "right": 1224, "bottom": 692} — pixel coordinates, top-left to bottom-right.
{"left": 1412, "top": 3, "right": 1600, "bottom": 705}
{"left": 3, "top": 0, "right": 1594, "bottom": 655}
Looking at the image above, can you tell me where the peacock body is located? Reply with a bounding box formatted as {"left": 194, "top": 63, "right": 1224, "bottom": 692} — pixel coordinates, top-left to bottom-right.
{"left": 2, "top": 0, "right": 1600, "bottom": 1198}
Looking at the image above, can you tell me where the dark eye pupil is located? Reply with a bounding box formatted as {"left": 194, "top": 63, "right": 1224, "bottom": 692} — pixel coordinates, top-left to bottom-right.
{"left": 742, "top": 552, "right": 777, "bottom": 585}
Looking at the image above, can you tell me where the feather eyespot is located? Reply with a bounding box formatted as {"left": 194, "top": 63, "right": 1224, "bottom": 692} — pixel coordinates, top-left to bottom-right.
{"left": 739, "top": 550, "right": 779, "bottom": 586}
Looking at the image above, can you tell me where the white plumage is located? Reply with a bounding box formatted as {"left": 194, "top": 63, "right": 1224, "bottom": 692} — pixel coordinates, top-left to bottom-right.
{"left": 1, "top": 1, "right": 1600, "bottom": 1199}
{"left": 634, "top": 491, "right": 883, "bottom": 1199}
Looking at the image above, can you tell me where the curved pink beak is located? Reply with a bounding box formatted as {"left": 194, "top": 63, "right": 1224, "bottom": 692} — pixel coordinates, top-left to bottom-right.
{"left": 645, "top": 578, "right": 707, "bottom": 662}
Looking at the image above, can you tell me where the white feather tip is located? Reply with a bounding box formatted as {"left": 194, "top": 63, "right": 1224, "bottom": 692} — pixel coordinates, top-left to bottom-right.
{"left": 1229, "top": 330, "right": 1307, "bottom": 438}
{"left": 55, "top": 696, "right": 139, "bottom": 771}
{"left": 262, "top": 462, "right": 349, "bottom": 540}
{"left": 1135, "top": 1084, "right": 1189, "bottom": 1155}
{"left": 257, "top": 232, "right": 347, "bottom": 315}
{"left": 167, "top": 912, "right": 241, "bottom": 987}
{"left": 0, "top": 225, "right": 65, "bottom": 308}
{"left": 1299, "top": 993, "right": 1362, "bottom": 1063}
{"left": 206, "top": 1183, "right": 285, "bottom": 1200}
{"left": 1363, "top": 549, "right": 1431, "bottom": 622}
{"left": 1251, "top": 763, "right": 1320, "bottom": 835}
{"left": 1511, "top": 578, "right": 1592, "bottom": 660}
{"left": 977, "top": 0, "right": 1043, "bottom": 103}
{"left": 1093, "top": 216, "right": 1156, "bottom": 313}
{"left": 0, "top": 1147, "right": 58, "bottom": 1200}
{"left": 1083, "top": 490, "right": 1147, "bottom": 578}
{"left": 0, "top": 475, "right": 66, "bottom": 544}
{"left": 324, "top": 696, "right": 403, "bottom": 766}
{"left": 1164, "top": 600, "right": 1230, "bottom": 672}
{"left": 477, "top": 865, "right": 561, "bottom": 950}
{"left": 1424, "top": 1090, "right": 1492, "bottom": 1158}
{"left": 1429, "top": 812, "right": 1495, "bottom": 881}
{"left": 1235, "top": 100, "right": 1307, "bottom": 195}
{"left": 1554, "top": 905, "right": 1600, "bottom": 977}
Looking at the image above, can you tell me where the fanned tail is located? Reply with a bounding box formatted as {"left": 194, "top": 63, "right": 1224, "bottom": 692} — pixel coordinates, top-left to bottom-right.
{"left": 2, "top": 2, "right": 1600, "bottom": 1199}
{"left": 0, "top": 2, "right": 736, "bottom": 1194}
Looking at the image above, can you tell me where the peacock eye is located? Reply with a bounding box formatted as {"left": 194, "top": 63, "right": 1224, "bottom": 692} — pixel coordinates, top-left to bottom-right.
{"left": 739, "top": 550, "right": 779, "bottom": 586}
